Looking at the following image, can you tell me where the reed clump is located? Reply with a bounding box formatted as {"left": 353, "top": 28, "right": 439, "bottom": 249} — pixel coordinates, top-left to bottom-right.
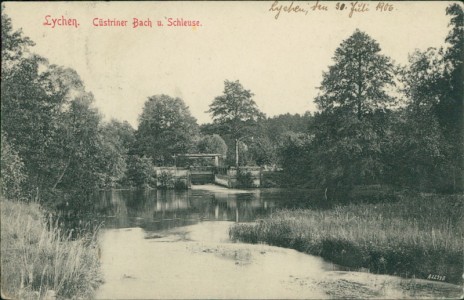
{"left": 230, "top": 193, "right": 464, "bottom": 284}
{"left": 1, "top": 198, "right": 103, "bottom": 299}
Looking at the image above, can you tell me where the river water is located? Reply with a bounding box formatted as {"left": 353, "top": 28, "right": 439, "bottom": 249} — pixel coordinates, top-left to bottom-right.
{"left": 90, "top": 185, "right": 462, "bottom": 299}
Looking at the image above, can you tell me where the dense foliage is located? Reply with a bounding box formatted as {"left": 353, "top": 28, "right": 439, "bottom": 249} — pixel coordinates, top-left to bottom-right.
{"left": 197, "top": 134, "right": 228, "bottom": 156}
{"left": 2, "top": 13, "right": 106, "bottom": 204}
{"left": 135, "top": 94, "right": 199, "bottom": 166}
{"left": 1, "top": 4, "right": 462, "bottom": 205}
{"left": 315, "top": 29, "right": 395, "bottom": 119}
{"left": 1, "top": 5, "right": 462, "bottom": 297}
{"left": 207, "top": 80, "right": 265, "bottom": 166}
{"left": 207, "top": 80, "right": 264, "bottom": 139}
{"left": 203, "top": 6, "right": 462, "bottom": 194}
{"left": 252, "top": 9, "right": 461, "bottom": 194}
{"left": 1, "top": 11, "right": 151, "bottom": 203}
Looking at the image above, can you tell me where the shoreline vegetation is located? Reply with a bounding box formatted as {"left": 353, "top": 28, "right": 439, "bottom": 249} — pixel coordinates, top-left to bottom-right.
{"left": 0, "top": 198, "right": 103, "bottom": 299}
{"left": 1, "top": 3, "right": 463, "bottom": 299}
{"left": 229, "top": 192, "right": 464, "bottom": 285}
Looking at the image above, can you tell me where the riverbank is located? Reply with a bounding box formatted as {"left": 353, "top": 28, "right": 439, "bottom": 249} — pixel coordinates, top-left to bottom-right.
{"left": 0, "top": 198, "right": 102, "bottom": 299}
{"left": 229, "top": 193, "right": 464, "bottom": 285}
{"left": 96, "top": 221, "right": 462, "bottom": 299}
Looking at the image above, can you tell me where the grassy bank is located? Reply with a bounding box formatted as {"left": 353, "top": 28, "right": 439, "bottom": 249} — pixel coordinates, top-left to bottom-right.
{"left": 1, "top": 198, "right": 103, "bottom": 299}
{"left": 230, "top": 193, "right": 464, "bottom": 284}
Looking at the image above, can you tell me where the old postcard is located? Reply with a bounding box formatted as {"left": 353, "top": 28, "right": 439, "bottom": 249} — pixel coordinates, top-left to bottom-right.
{"left": 1, "top": 1, "right": 463, "bottom": 299}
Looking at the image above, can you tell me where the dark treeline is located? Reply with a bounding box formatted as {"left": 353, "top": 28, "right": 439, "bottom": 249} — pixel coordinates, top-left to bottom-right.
{"left": 1, "top": 4, "right": 462, "bottom": 210}
{"left": 1, "top": 11, "right": 141, "bottom": 208}
{"left": 202, "top": 4, "right": 463, "bottom": 195}
{"left": 285, "top": 5, "right": 463, "bottom": 194}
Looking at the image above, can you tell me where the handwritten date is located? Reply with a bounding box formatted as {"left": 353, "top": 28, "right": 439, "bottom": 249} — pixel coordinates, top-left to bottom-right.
{"left": 269, "top": 1, "right": 395, "bottom": 19}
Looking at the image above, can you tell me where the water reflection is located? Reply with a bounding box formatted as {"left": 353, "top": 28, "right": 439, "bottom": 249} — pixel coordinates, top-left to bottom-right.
{"left": 94, "top": 188, "right": 464, "bottom": 300}
{"left": 91, "top": 187, "right": 314, "bottom": 233}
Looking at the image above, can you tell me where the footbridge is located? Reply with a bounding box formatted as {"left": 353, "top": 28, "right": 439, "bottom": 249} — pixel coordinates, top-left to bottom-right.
{"left": 154, "top": 153, "right": 262, "bottom": 188}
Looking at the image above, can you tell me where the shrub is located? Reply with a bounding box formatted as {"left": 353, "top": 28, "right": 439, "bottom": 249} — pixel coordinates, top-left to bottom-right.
{"left": 174, "top": 178, "right": 188, "bottom": 190}
{"left": 125, "top": 155, "right": 155, "bottom": 188}
{"left": 157, "top": 171, "right": 174, "bottom": 189}
{"left": 236, "top": 169, "right": 254, "bottom": 188}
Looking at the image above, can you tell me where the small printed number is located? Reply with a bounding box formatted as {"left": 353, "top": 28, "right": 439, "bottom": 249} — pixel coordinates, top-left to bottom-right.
{"left": 427, "top": 274, "right": 446, "bottom": 281}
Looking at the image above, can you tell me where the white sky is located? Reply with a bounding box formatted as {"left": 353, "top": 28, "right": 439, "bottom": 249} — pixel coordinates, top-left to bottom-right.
{"left": 4, "top": 1, "right": 457, "bottom": 127}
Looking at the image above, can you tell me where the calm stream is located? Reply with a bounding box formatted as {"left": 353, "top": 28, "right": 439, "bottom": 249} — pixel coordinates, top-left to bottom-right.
{"left": 85, "top": 185, "right": 461, "bottom": 299}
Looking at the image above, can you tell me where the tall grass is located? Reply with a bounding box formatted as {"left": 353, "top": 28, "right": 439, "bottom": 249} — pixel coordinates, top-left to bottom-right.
{"left": 1, "top": 198, "right": 103, "bottom": 299}
{"left": 230, "top": 193, "right": 464, "bottom": 284}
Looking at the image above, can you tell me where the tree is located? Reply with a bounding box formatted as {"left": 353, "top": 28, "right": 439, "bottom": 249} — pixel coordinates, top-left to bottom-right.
{"left": 53, "top": 94, "right": 104, "bottom": 190}
{"left": 315, "top": 29, "right": 395, "bottom": 120}
{"left": 136, "top": 95, "right": 199, "bottom": 165}
{"left": 441, "top": 3, "right": 463, "bottom": 192}
{"left": 264, "top": 112, "right": 313, "bottom": 144}
{"left": 311, "top": 109, "right": 386, "bottom": 188}
{"left": 311, "top": 30, "right": 395, "bottom": 189}
{"left": 103, "top": 119, "right": 136, "bottom": 152}
{"left": 207, "top": 80, "right": 264, "bottom": 166}
{"left": 97, "top": 120, "right": 136, "bottom": 188}
{"left": 395, "top": 4, "right": 464, "bottom": 192}
{"left": 1, "top": 53, "right": 72, "bottom": 196}
{"left": 399, "top": 48, "right": 448, "bottom": 111}
{"left": 444, "top": 2, "right": 463, "bottom": 108}
{"left": 125, "top": 155, "right": 155, "bottom": 188}
{"left": 256, "top": 113, "right": 313, "bottom": 168}
{"left": 97, "top": 120, "right": 134, "bottom": 188}
{"left": 1, "top": 8, "right": 34, "bottom": 72}
{"left": 277, "top": 131, "right": 313, "bottom": 186}
{"left": 197, "top": 134, "right": 228, "bottom": 156}
{"left": 1, "top": 10, "right": 156, "bottom": 205}
{"left": 383, "top": 109, "right": 447, "bottom": 191}
{"left": 249, "top": 136, "right": 277, "bottom": 167}
{"left": 1, "top": 12, "right": 123, "bottom": 203}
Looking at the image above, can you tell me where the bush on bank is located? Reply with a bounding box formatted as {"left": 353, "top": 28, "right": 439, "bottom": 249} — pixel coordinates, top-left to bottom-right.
{"left": 229, "top": 193, "right": 464, "bottom": 284}
{"left": 1, "top": 198, "right": 103, "bottom": 299}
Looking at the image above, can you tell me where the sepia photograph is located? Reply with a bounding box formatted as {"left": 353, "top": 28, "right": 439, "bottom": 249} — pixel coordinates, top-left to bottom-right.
{"left": 1, "top": 1, "right": 463, "bottom": 299}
